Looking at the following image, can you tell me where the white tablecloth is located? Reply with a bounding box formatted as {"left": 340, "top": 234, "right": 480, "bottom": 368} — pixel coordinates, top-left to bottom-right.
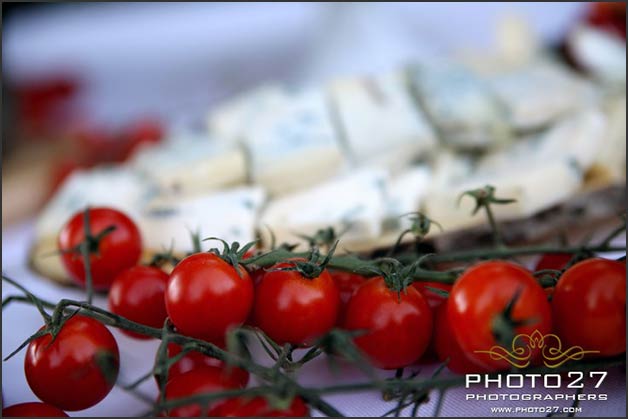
{"left": 2, "top": 221, "right": 626, "bottom": 417}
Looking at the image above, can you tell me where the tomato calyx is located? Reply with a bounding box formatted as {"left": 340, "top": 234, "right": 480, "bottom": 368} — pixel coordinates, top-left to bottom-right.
{"left": 268, "top": 241, "right": 339, "bottom": 280}
{"left": 59, "top": 208, "right": 118, "bottom": 258}
{"left": 458, "top": 185, "right": 517, "bottom": 216}
{"left": 296, "top": 226, "right": 347, "bottom": 249}
{"left": 491, "top": 288, "right": 538, "bottom": 348}
{"left": 204, "top": 237, "right": 258, "bottom": 277}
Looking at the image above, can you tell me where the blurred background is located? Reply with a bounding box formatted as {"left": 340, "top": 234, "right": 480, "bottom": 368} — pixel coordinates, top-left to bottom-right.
{"left": 2, "top": 2, "right": 625, "bottom": 227}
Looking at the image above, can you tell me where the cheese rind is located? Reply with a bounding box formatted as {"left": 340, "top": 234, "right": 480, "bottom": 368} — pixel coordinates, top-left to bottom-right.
{"left": 328, "top": 70, "right": 436, "bottom": 171}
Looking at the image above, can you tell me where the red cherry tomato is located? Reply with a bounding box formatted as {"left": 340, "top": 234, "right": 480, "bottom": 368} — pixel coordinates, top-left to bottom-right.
{"left": 209, "top": 396, "right": 309, "bottom": 417}
{"left": 412, "top": 281, "right": 452, "bottom": 363}
{"left": 534, "top": 253, "right": 572, "bottom": 271}
{"left": 552, "top": 258, "right": 626, "bottom": 356}
{"left": 162, "top": 366, "right": 243, "bottom": 417}
{"left": 24, "top": 315, "right": 120, "bottom": 411}
{"left": 108, "top": 266, "right": 169, "bottom": 339}
{"left": 58, "top": 207, "right": 142, "bottom": 290}
{"left": 434, "top": 302, "right": 488, "bottom": 374}
{"left": 253, "top": 259, "right": 340, "bottom": 346}
{"left": 165, "top": 343, "right": 249, "bottom": 388}
{"left": 448, "top": 261, "right": 552, "bottom": 372}
{"left": 165, "top": 253, "right": 253, "bottom": 345}
{"left": 329, "top": 270, "right": 367, "bottom": 325}
{"left": 2, "top": 402, "right": 68, "bottom": 417}
{"left": 343, "top": 277, "right": 432, "bottom": 369}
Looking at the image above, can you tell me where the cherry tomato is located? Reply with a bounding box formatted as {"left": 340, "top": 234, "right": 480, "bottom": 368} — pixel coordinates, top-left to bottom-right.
{"left": 58, "top": 207, "right": 142, "bottom": 290}
{"left": 412, "top": 281, "right": 452, "bottom": 363}
{"left": 329, "top": 270, "right": 367, "bottom": 325}
{"left": 448, "top": 261, "right": 552, "bottom": 372}
{"left": 412, "top": 281, "right": 451, "bottom": 311}
{"left": 165, "top": 343, "right": 249, "bottom": 388}
{"left": 253, "top": 259, "right": 340, "bottom": 346}
{"left": 534, "top": 253, "right": 572, "bottom": 271}
{"left": 434, "top": 302, "right": 488, "bottom": 374}
{"left": 24, "top": 315, "right": 120, "bottom": 411}
{"left": 552, "top": 258, "right": 626, "bottom": 356}
{"left": 2, "top": 402, "right": 68, "bottom": 417}
{"left": 208, "top": 396, "right": 309, "bottom": 417}
{"left": 343, "top": 277, "right": 432, "bottom": 369}
{"left": 108, "top": 266, "right": 169, "bottom": 339}
{"left": 162, "top": 366, "right": 243, "bottom": 417}
{"left": 165, "top": 253, "right": 253, "bottom": 345}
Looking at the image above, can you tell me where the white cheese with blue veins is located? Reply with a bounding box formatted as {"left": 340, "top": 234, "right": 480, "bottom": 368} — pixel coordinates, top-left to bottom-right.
{"left": 259, "top": 169, "right": 387, "bottom": 249}
{"left": 207, "top": 84, "right": 289, "bottom": 144}
{"left": 408, "top": 62, "right": 511, "bottom": 150}
{"left": 478, "top": 107, "right": 607, "bottom": 174}
{"left": 130, "top": 134, "right": 247, "bottom": 196}
{"left": 383, "top": 165, "right": 432, "bottom": 232}
{"left": 35, "top": 165, "right": 149, "bottom": 239}
{"left": 138, "top": 187, "right": 266, "bottom": 253}
{"left": 424, "top": 159, "right": 583, "bottom": 232}
{"left": 487, "top": 60, "right": 598, "bottom": 131}
{"left": 243, "top": 89, "right": 346, "bottom": 196}
{"left": 328, "top": 70, "right": 436, "bottom": 172}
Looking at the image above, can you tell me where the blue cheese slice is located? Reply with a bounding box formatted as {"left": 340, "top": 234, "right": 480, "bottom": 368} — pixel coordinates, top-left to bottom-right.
{"left": 383, "top": 165, "right": 432, "bottom": 232}
{"left": 488, "top": 61, "right": 598, "bottom": 131}
{"left": 243, "top": 89, "right": 346, "bottom": 196}
{"left": 31, "top": 165, "right": 150, "bottom": 283}
{"left": 131, "top": 134, "right": 247, "bottom": 196}
{"left": 328, "top": 70, "right": 436, "bottom": 171}
{"left": 138, "top": 187, "right": 265, "bottom": 254}
{"left": 207, "top": 84, "right": 289, "bottom": 143}
{"left": 259, "top": 169, "right": 387, "bottom": 249}
{"left": 409, "top": 62, "right": 511, "bottom": 149}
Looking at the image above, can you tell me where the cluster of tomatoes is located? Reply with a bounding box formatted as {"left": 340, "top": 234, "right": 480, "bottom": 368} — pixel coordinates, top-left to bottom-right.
{"left": 3, "top": 207, "right": 626, "bottom": 417}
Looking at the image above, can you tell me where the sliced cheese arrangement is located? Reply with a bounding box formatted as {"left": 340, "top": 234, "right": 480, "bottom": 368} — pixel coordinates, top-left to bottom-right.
{"left": 31, "top": 46, "right": 626, "bottom": 283}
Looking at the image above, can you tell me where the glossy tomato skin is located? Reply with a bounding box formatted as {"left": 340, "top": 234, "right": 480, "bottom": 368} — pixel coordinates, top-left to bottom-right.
{"left": 412, "top": 281, "right": 452, "bottom": 363}
{"left": 163, "top": 366, "right": 243, "bottom": 417}
{"left": 448, "top": 261, "right": 552, "bottom": 372}
{"left": 2, "top": 402, "right": 68, "bottom": 417}
{"left": 165, "top": 253, "right": 253, "bottom": 345}
{"left": 165, "top": 343, "right": 249, "bottom": 388}
{"left": 58, "top": 207, "right": 142, "bottom": 290}
{"left": 253, "top": 260, "right": 340, "bottom": 346}
{"left": 208, "top": 396, "right": 309, "bottom": 417}
{"left": 434, "top": 302, "right": 488, "bottom": 374}
{"left": 343, "top": 277, "right": 433, "bottom": 369}
{"left": 552, "top": 258, "right": 626, "bottom": 356}
{"left": 108, "top": 266, "right": 169, "bottom": 339}
{"left": 24, "top": 315, "right": 120, "bottom": 411}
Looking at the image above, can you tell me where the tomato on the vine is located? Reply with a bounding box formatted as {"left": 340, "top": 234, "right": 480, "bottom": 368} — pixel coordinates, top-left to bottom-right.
{"left": 165, "top": 253, "right": 253, "bottom": 345}
{"left": 447, "top": 261, "right": 552, "bottom": 372}
{"left": 552, "top": 258, "right": 626, "bottom": 356}
{"left": 208, "top": 396, "right": 309, "bottom": 417}
{"left": 434, "top": 302, "right": 488, "bottom": 374}
{"left": 165, "top": 343, "right": 249, "bottom": 388}
{"left": 412, "top": 281, "right": 452, "bottom": 363}
{"left": 2, "top": 402, "right": 68, "bottom": 417}
{"left": 329, "top": 270, "right": 367, "bottom": 324}
{"left": 343, "top": 277, "right": 432, "bottom": 369}
{"left": 253, "top": 259, "right": 340, "bottom": 346}
{"left": 162, "top": 366, "right": 243, "bottom": 417}
{"left": 108, "top": 265, "right": 169, "bottom": 339}
{"left": 534, "top": 253, "right": 572, "bottom": 272}
{"left": 58, "top": 207, "right": 142, "bottom": 290}
{"left": 24, "top": 315, "right": 120, "bottom": 411}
